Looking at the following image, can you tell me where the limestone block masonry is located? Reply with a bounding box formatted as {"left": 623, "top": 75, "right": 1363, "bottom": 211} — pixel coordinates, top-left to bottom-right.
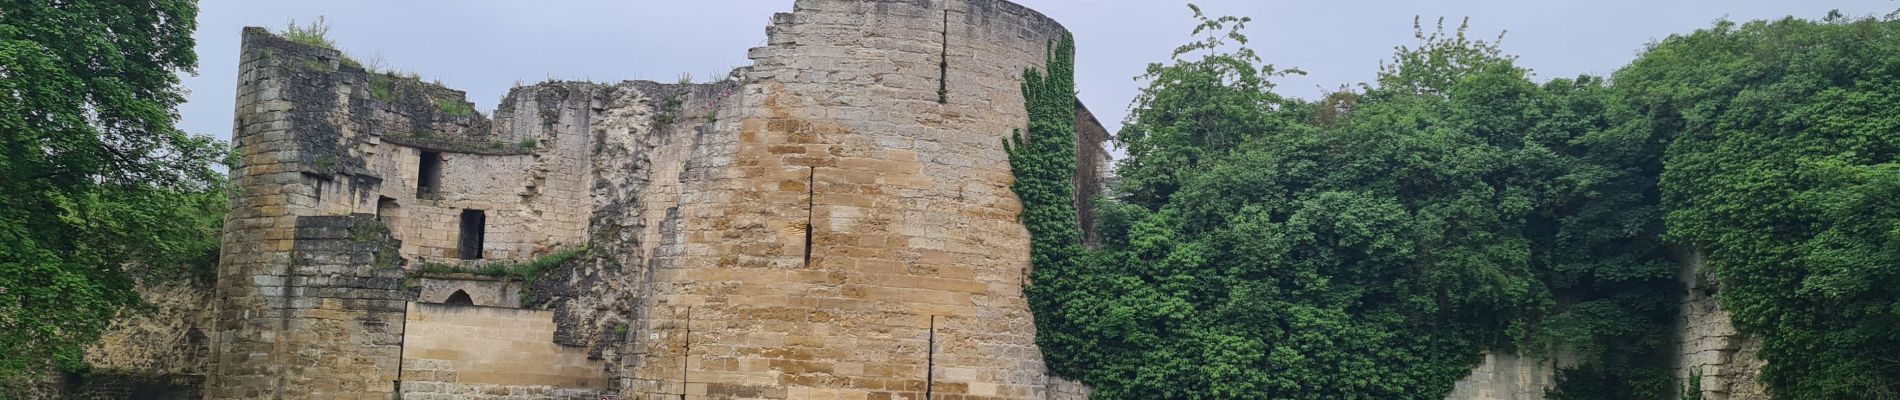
{"left": 618, "top": 1, "right": 1081, "bottom": 399}
{"left": 207, "top": 0, "right": 1108, "bottom": 399}
{"left": 1673, "top": 252, "right": 1770, "bottom": 400}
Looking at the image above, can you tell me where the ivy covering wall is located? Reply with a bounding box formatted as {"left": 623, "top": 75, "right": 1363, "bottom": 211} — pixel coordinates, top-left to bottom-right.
{"left": 1633, "top": 13, "right": 1900, "bottom": 398}
{"left": 1016, "top": 6, "right": 1900, "bottom": 400}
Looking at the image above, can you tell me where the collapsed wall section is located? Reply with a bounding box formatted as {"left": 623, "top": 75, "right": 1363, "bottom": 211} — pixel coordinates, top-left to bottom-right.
{"left": 209, "top": 1, "right": 1116, "bottom": 398}
{"left": 209, "top": 27, "right": 596, "bottom": 399}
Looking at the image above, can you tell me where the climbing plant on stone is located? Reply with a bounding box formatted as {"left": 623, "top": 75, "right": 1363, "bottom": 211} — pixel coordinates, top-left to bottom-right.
{"left": 1009, "top": 32, "right": 1090, "bottom": 379}
{"left": 1024, "top": 8, "right": 1685, "bottom": 399}
{"left": 1623, "top": 12, "right": 1900, "bottom": 398}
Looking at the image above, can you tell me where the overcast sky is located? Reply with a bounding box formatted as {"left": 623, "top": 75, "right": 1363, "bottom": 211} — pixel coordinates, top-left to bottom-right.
{"left": 178, "top": 1, "right": 1899, "bottom": 145}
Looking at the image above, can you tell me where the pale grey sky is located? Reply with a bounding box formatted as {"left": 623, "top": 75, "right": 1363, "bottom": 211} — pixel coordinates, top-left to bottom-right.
{"left": 178, "top": 1, "right": 1900, "bottom": 145}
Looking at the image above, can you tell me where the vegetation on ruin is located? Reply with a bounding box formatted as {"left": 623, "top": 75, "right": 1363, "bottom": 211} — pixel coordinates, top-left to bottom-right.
{"left": 417, "top": 246, "right": 586, "bottom": 285}
{"left": 433, "top": 97, "right": 475, "bottom": 118}
{"left": 0, "top": 0, "right": 228, "bottom": 387}
{"left": 282, "top": 16, "right": 362, "bottom": 69}
{"left": 1632, "top": 12, "right": 1900, "bottom": 397}
{"left": 1019, "top": 5, "right": 1900, "bottom": 399}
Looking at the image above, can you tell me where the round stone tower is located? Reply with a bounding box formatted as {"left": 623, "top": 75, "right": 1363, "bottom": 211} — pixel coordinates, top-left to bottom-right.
{"left": 619, "top": 0, "right": 1084, "bottom": 398}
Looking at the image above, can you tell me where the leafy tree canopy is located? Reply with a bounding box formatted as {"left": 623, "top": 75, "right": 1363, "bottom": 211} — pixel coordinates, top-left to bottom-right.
{"left": 0, "top": 0, "right": 227, "bottom": 385}
{"left": 1027, "top": 8, "right": 1685, "bottom": 400}
{"left": 1628, "top": 12, "right": 1900, "bottom": 398}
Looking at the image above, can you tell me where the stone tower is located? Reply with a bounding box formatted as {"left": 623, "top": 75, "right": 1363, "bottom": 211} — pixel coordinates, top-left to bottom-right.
{"left": 207, "top": 0, "right": 1105, "bottom": 399}
{"left": 615, "top": 0, "right": 1090, "bottom": 398}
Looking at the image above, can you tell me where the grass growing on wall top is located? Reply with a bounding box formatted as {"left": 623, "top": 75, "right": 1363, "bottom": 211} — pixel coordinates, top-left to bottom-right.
{"left": 416, "top": 246, "right": 585, "bottom": 286}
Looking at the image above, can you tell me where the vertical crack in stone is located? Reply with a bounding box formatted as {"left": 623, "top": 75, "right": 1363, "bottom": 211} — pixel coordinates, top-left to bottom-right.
{"left": 805, "top": 166, "right": 815, "bottom": 267}
{"left": 680, "top": 305, "right": 692, "bottom": 399}
{"left": 925, "top": 315, "right": 937, "bottom": 399}
{"left": 938, "top": 10, "right": 950, "bottom": 104}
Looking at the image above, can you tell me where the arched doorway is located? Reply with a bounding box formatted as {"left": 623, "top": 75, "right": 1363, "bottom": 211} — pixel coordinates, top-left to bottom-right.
{"left": 444, "top": 289, "right": 473, "bottom": 306}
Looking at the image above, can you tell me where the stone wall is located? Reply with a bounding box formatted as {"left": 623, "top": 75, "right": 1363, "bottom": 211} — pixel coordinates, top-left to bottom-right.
{"left": 210, "top": 27, "right": 597, "bottom": 399}
{"left": 220, "top": 26, "right": 592, "bottom": 267}
{"left": 1446, "top": 352, "right": 1560, "bottom": 400}
{"left": 1673, "top": 252, "right": 1770, "bottom": 400}
{"left": 12, "top": 276, "right": 215, "bottom": 400}
{"left": 1072, "top": 102, "right": 1112, "bottom": 247}
{"left": 398, "top": 303, "right": 608, "bottom": 399}
{"left": 416, "top": 275, "right": 523, "bottom": 307}
{"left": 521, "top": 78, "right": 746, "bottom": 374}
{"left": 86, "top": 276, "right": 215, "bottom": 381}
{"left": 194, "top": 3, "right": 1784, "bottom": 400}
{"left": 613, "top": 0, "right": 1080, "bottom": 398}
{"left": 1444, "top": 251, "right": 1777, "bottom": 400}
{"left": 207, "top": 1, "right": 1115, "bottom": 398}
{"left": 206, "top": 213, "right": 408, "bottom": 399}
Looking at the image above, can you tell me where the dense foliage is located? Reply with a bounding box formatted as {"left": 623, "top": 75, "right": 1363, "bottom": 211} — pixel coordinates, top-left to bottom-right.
{"left": 1016, "top": 6, "right": 1854, "bottom": 399}
{"left": 1627, "top": 12, "right": 1900, "bottom": 398}
{"left": 0, "top": 0, "right": 227, "bottom": 385}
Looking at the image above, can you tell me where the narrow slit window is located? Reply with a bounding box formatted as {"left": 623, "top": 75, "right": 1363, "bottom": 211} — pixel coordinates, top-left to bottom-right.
{"left": 459, "top": 209, "right": 485, "bottom": 260}
{"left": 805, "top": 167, "right": 815, "bottom": 267}
{"left": 937, "top": 10, "right": 950, "bottom": 103}
{"left": 417, "top": 151, "right": 442, "bottom": 198}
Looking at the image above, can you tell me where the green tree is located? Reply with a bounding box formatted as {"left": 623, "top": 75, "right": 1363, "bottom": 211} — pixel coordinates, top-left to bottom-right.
{"left": 0, "top": 0, "right": 226, "bottom": 385}
{"left": 1620, "top": 12, "right": 1900, "bottom": 398}
{"left": 1027, "top": 9, "right": 1685, "bottom": 399}
{"left": 1112, "top": 4, "right": 1302, "bottom": 209}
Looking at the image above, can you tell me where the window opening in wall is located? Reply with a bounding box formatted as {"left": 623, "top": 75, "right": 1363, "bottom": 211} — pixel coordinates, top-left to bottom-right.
{"left": 376, "top": 196, "right": 397, "bottom": 219}
{"left": 445, "top": 289, "right": 473, "bottom": 306}
{"left": 417, "top": 150, "right": 442, "bottom": 198}
{"left": 459, "top": 209, "right": 485, "bottom": 260}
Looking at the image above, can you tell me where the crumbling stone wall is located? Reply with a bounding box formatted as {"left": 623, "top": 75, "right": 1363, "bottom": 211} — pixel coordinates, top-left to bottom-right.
{"left": 12, "top": 275, "right": 214, "bottom": 400}
{"left": 1445, "top": 251, "right": 1776, "bottom": 400}
{"left": 211, "top": 26, "right": 600, "bottom": 398}
{"left": 522, "top": 78, "right": 743, "bottom": 365}
{"left": 86, "top": 277, "right": 215, "bottom": 380}
{"left": 1446, "top": 352, "right": 1560, "bottom": 400}
{"left": 415, "top": 275, "right": 523, "bottom": 307}
{"left": 1072, "top": 102, "right": 1112, "bottom": 247}
{"left": 1674, "top": 253, "right": 1770, "bottom": 400}
{"left": 209, "top": 1, "right": 1115, "bottom": 398}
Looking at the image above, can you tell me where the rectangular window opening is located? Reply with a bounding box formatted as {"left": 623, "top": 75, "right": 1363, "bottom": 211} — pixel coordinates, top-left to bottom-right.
{"left": 459, "top": 209, "right": 485, "bottom": 260}
{"left": 417, "top": 151, "right": 442, "bottom": 199}
{"left": 376, "top": 196, "right": 397, "bottom": 219}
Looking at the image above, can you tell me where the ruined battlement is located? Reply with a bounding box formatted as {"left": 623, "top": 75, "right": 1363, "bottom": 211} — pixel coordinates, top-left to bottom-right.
{"left": 208, "top": 1, "right": 1105, "bottom": 398}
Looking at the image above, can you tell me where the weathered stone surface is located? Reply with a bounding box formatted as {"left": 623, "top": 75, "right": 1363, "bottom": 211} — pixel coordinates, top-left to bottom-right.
{"left": 398, "top": 302, "right": 609, "bottom": 398}
{"left": 207, "top": 1, "right": 1112, "bottom": 399}
{"left": 415, "top": 275, "right": 523, "bottom": 307}
{"left": 613, "top": 1, "right": 1084, "bottom": 398}
{"left": 1673, "top": 252, "right": 1770, "bottom": 400}
{"left": 122, "top": 2, "right": 1788, "bottom": 399}
{"left": 15, "top": 275, "right": 214, "bottom": 400}
{"left": 1446, "top": 352, "right": 1561, "bottom": 400}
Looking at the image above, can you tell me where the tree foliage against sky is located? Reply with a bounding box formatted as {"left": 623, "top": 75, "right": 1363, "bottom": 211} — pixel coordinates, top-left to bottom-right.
{"left": 1629, "top": 12, "right": 1900, "bottom": 398}
{"left": 1020, "top": 5, "right": 1900, "bottom": 399}
{"left": 0, "top": 0, "right": 227, "bottom": 385}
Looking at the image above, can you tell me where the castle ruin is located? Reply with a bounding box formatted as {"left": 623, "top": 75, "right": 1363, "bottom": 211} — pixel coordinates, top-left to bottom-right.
{"left": 208, "top": 0, "right": 1109, "bottom": 398}
{"left": 158, "top": 1, "right": 1776, "bottom": 399}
